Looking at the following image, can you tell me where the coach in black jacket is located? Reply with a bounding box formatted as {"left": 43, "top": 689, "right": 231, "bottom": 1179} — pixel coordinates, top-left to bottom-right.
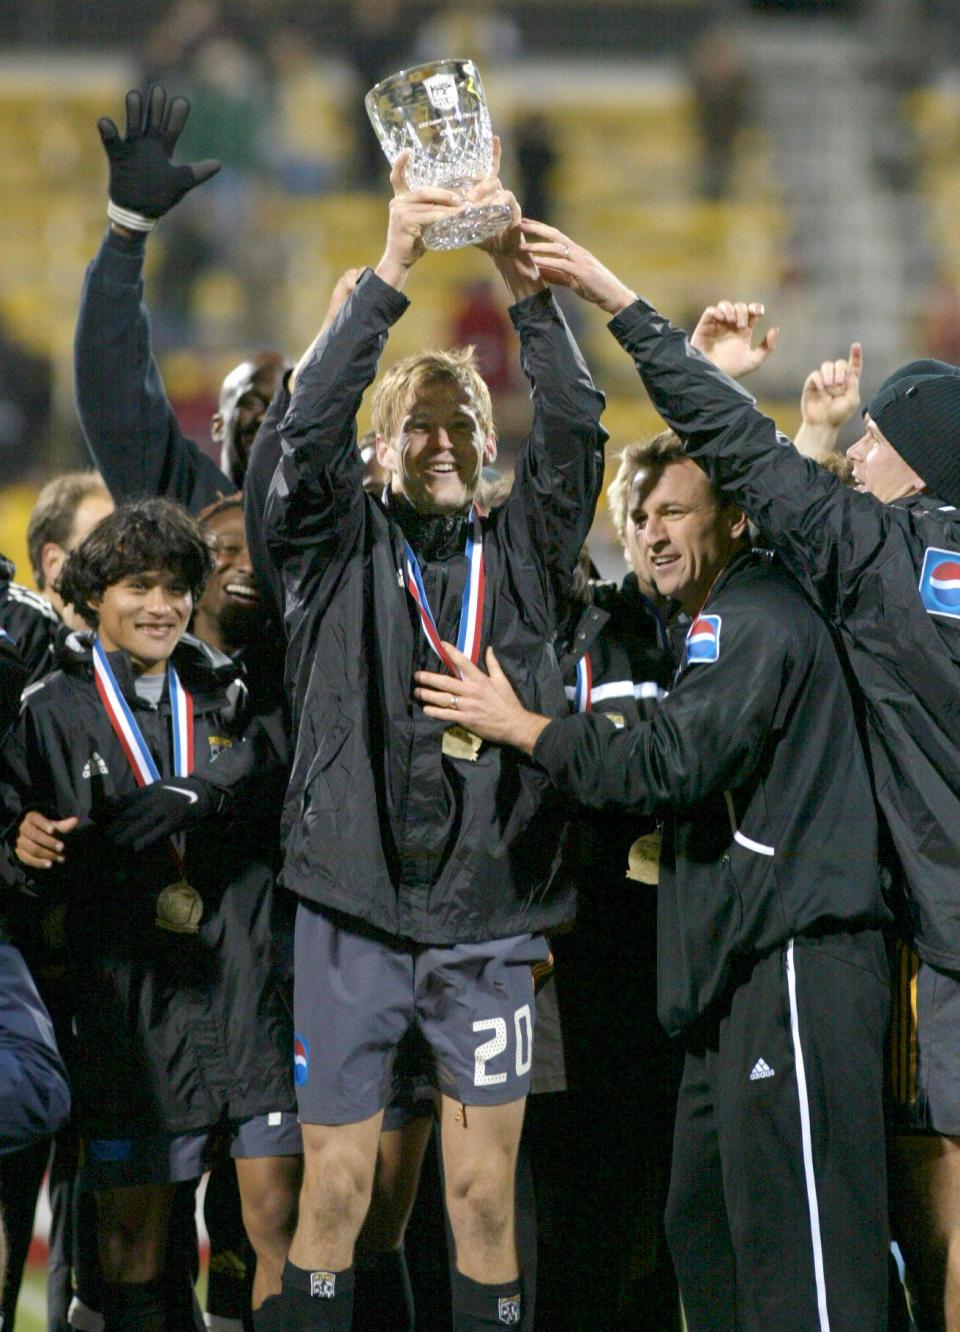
{"left": 518, "top": 224, "right": 960, "bottom": 1327}
{"left": 259, "top": 164, "right": 605, "bottom": 1330}
{"left": 418, "top": 431, "right": 890, "bottom": 1332}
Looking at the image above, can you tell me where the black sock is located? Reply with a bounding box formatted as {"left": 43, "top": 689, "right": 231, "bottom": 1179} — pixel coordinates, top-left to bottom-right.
{"left": 101, "top": 1278, "right": 166, "bottom": 1332}
{"left": 254, "top": 1260, "right": 355, "bottom": 1330}
{"left": 451, "top": 1269, "right": 524, "bottom": 1329}
{"left": 354, "top": 1247, "right": 415, "bottom": 1331}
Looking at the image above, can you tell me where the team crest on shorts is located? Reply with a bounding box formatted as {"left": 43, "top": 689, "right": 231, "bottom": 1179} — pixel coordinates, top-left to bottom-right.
{"left": 919, "top": 547, "right": 960, "bottom": 620}
{"left": 686, "top": 614, "right": 721, "bottom": 664}
{"left": 498, "top": 1293, "right": 521, "bottom": 1325}
{"left": 310, "top": 1270, "right": 336, "bottom": 1299}
{"left": 293, "top": 1034, "right": 309, "bottom": 1086}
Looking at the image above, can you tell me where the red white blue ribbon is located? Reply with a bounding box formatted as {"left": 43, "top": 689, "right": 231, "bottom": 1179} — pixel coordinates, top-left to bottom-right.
{"left": 404, "top": 509, "right": 485, "bottom": 678}
{"left": 92, "top": 639, "right": 193, "bottom": 784}
{"left": 573, "top": 653, "right": 592, "bottom": 713}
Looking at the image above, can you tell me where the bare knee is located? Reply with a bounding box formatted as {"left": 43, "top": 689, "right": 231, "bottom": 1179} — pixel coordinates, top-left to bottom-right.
{"left": 446, "top": 1162, "right": 513, "bottom": 1252}
{"left": 242, "top": 1179, "right": 299, "bottom": 1252}
{"left": 302, "top": 1140, "right": 376, "bottom": 1241}
{"left": 97, "top": 1191, "right": 169, "bottom": 1283}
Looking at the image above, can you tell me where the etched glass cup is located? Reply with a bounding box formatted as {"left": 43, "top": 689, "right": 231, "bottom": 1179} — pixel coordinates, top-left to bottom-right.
{"left": 365, "top": 58, "right": 512, "bottom": 252}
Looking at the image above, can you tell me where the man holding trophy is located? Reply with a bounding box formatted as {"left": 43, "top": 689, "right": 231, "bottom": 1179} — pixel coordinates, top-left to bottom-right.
{"left": 256, "top": 61, "right": 606, "bottom": 1331}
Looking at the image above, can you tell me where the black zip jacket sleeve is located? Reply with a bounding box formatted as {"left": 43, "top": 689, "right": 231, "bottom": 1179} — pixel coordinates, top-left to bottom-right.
{"left": 534, "top": 551, "right": 886, "bottom": 1033}
{"left": 74, "top": 227, "right": 231, "bottom": 512}
{"left": 607, "top": 297, "right": 960, "bottom": 969}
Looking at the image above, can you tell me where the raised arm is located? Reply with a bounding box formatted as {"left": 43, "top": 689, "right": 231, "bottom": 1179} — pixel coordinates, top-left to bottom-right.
{"left": 263, "top": 159, "right": 463, "bottom": 560}
{"left": 476, "top": 192, "right": 606, "bottom": 624}
{"left": 74, "top": 84, "right": 229, "bottom": 512}
{"left": 521, "top": 222, "right": 889, "bottom": 618}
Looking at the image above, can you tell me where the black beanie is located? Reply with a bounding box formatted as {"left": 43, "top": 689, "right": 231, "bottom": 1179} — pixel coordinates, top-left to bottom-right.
{"left": 864, "top": 358, "right": 960, "bottom": 506}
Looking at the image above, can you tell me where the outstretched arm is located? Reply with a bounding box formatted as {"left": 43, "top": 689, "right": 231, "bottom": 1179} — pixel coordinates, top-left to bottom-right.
{"left": 520, "top": 221, "right": 886, "bottom": 618}
{"left": 75, "top": 84, "right": 229, "bottom": 512}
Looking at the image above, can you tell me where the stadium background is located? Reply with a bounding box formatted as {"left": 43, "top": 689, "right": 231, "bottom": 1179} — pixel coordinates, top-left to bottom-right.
{"left": 1, "top": 0, "right": 957, "bottom": 1323}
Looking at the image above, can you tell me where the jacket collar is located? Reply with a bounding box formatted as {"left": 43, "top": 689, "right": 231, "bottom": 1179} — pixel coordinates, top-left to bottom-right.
{"left": 57, "top": 631, "right": 236, "bottom": 710}
{"left": 383, "top": 491, "right": 470, "bottom": 562}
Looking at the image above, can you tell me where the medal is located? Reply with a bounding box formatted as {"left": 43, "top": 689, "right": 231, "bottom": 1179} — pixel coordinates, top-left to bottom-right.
{"left": 627, "top": 831, "right": 661, "bottom": 885}
{"left": 156, "top": 881, "right": 203, "bottom": 934}
{"left": 93, "top": 641, "right": 202, "bottom": 930}
{"left": 441, "top": 724, "right": 483, "bottom": 762}
{"left": 404, "top": 508, "right": 485, "bottom": 677}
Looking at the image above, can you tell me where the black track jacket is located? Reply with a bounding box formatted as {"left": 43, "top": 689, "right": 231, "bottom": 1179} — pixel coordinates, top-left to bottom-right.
{"left": 534, "top": 549, "right": 888, "bottom": 1036}
{"left": 609, "top": 298, "right": 960, "bottom": 971}
{"left": 264, "top": 269, "right": 607, "bottom": 943}
{"left": 0, "top": 633, "right": 293, "bottom": 1137}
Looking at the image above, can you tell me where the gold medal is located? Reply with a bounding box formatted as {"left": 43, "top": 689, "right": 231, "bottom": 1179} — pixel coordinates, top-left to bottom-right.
{"left": 441, "top": 724, "right": 483, "bottom": 762}
{"left": 627, "top": 831, "right": 661, "bottom": 885}
{"left": 156, "top": 881, "right": 203, "bottom": 934}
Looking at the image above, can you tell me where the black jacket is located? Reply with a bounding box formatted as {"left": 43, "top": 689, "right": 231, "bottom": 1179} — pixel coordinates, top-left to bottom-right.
{"left": 609, "top": 298, "right": 960, "bottom": 970}
{"left": 0, "top": 556, "right": 60, "bottom": 686}
{"left": 0, "top": 633, "right": 293, "bottom": 1137}
{"left": 534, "top": 549, "right": 888, "bottom": 1036}
{"left": 74, "top": 229, "right": 231, "bottom": 515}
{"left": 264, "top": 269, "right": 607, "bottom": 943}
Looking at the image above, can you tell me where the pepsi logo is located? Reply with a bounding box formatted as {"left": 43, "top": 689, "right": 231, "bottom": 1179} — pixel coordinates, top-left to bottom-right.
{"left": 930, "top": 560, "right": 960, "bottom": 609}
{"left": 919, "top": 547, "right": 960, "bottom": 619}
{"left": 293, "top": 1034, "right": 309, "bottom": 1086}
{"left": 686, "top": 614, "right": 722, "bottom": 663}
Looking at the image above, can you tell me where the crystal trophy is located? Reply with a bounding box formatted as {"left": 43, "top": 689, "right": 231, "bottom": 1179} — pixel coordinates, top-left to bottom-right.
{"left": 365, "top": 58, "right": 512, "bottom": 252}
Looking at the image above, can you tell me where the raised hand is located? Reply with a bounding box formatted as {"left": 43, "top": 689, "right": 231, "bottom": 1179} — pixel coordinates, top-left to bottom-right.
{"left": 800, "top": 343, "right": 862, "bottom": 428}
{"left": 15, "top": 812, "right": 79, "bottom": 870}
{"left": 375, "top": 150, "right": 465, "bottom": 289}
{"left": 520, "top": 220, "right": 637, "bottom": 315}
{"left": 691, "top": 301, "right": 779, "bottom": 379}
{"left": 98, "top": 84, "right": 221, "bottom": 229}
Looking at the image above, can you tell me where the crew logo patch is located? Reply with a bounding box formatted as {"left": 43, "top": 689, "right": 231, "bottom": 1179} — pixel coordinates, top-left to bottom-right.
{"left": 293, "top": 1034, "right": 309, "bottom": 1086}
{"left": 686, "top": 614, "right": 722, "bottom": 664}
{"left": 919, "top": 547, "right": 960, "bottom": 619}
{"left": 498, "top": 1293, "right": 521, "bottom": 1325}
{"left": 310, "top": 1270, "right": 336, "bottom": 1299}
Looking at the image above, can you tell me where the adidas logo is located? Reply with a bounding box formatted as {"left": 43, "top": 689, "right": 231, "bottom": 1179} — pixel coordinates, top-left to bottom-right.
{"left": 81, "top": 751, "right": 109, "bottom": 779}
{"left": 749, "top": 1058, "right": 775, "bottom": 1082}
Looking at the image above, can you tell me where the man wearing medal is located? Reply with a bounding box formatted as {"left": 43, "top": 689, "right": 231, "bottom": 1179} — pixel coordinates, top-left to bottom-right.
{"left": 260, "top": 154, "right": 605, "bottom": 1329}
{"left": 1, "top": 498, "right": 299, "bottom": 1332}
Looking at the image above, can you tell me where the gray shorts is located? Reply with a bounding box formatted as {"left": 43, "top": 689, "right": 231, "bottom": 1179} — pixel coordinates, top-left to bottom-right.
{"left": 293, "top": 904, "right": 549, "bottom": 1124}
{"left": 888, "top": 939, "right": 960, "bottom": 1135}
{"left": 81, "top": 1112, "right": 302, "bottom": 1190}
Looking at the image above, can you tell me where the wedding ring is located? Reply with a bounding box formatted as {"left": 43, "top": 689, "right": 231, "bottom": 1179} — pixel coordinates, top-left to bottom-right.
{"left": 563, "top": 245, "right": 571, "bottom": 258}
{"left": 449, "top": 693, "right": 459, "bottom": 709}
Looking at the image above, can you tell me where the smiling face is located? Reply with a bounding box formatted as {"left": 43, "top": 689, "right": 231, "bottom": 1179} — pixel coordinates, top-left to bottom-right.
{"left": 213, "top": 353, "right": 287, "bottom": 487}
{"left": 92, "top": 571, "right": 192, "bottom": 675}
{"left": 629, "top": 459, "right": 748, "bottom": 615}
{"left": 376, "top": 378, "right": 497, "bottom": 514}
{"left": 195, "top": 506, "right": 261, "bottom": 651}
{"left": 846, "top": 414, "right": 924, "bottom": 502}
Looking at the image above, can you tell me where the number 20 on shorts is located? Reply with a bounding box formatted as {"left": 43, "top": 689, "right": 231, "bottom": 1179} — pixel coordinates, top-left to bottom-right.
{"left": 472, "top": 1005, "right": 533, "bottom": 1086}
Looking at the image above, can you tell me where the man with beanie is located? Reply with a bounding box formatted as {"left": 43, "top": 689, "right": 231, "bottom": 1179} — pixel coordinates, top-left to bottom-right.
{"left": 514, "top": 222, "right": 960, "bottom": 1330}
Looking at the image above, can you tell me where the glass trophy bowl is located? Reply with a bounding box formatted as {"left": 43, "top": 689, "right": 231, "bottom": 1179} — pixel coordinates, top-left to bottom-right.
{"left": 365, "top": 58, "right": 512, "bottom": 252}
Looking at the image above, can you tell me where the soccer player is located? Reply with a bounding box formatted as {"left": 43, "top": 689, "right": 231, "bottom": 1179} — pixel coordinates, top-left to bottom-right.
{"left": 2, "top": 499, "right": 297, "bottom": 1332}
{"left": 416, "top": 441, "right": 890, "bottom": 1332}
{"left": 257, "top": 154, "right": 605, "bottom": 1329}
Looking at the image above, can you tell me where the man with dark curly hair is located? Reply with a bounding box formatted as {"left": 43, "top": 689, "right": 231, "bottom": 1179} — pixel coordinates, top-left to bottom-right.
{"left": 2, "top": 498, "right": 298, "bottom": 1332}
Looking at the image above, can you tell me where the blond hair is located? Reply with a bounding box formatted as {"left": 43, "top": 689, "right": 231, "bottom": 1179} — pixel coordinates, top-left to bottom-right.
{"left": 371, "top": 346, "right": 494, "bottom": 443}
{"left": 27, "top": 471, "right": 111, "bottom": 588}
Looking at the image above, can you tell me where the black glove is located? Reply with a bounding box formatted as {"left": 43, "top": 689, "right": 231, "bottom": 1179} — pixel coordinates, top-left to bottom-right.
{"left": 103, "top": 777, "right": 223, "bottom": 852}
{"left": 98, "top": 84, "right": 220, "bottom": 229}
